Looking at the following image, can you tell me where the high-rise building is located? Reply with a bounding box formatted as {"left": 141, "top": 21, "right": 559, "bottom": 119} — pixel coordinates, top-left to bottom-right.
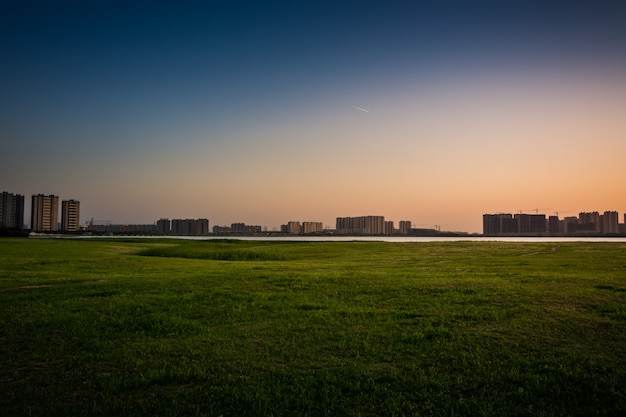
{"left": 156, "top": 218, "right": 171, "bottom": 235}
{"left": 171, "top": 218, "right": 209, "bottom": 235}
{"left": 399, "top": 220, "right": 411, "bottom": 235}
{"left": 483, "top": 214, "right": 517, "bottom": 235}
{"left": 578, "top": 212, "right": 601, "bottom": 233}
{"left": 61, "top": 200, "right": 80, "bottom": 232}
{"left": 515, "top": 214, "right": 546, "bottom": 234}
{"left": 563, "top": 216, "right": 579, "bottom": 234}
{"left": 302, "top": 221, "right": 323, "bottom": 234}
{"left": 0, "top": 191, "right": 25, "bottom": 229}
{"left": 31, "top": 194, "right": 59, "bottom": 232}
{"left": 336, "top": 216, "right": 386, "bottom": 234}
{"left": 548, "top": 216, "right": 560, "bottom": 234}
{"left": 285, "top": 221, "right": 301, "bottom": 234}
{"left": 601, "top": 211, "right": 619, "bottom": 234}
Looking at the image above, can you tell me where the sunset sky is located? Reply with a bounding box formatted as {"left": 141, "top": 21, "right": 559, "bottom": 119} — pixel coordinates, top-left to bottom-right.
{"left": 2, "top": 1, "right": 625, "bottom": 233}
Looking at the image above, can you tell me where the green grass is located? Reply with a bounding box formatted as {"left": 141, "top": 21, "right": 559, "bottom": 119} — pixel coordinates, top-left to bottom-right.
{"left": 1, "top": 238, "right": 625, "bottom": 416}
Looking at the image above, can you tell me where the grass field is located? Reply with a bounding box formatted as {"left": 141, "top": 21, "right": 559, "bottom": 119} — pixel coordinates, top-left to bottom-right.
{"left": 1, "top": 238, "right": 625, "bottom": 416}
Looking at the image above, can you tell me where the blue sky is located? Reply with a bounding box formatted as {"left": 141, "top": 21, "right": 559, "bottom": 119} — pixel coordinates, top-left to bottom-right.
{"left": 2, "top": 1, "right": 626, "bottom": 232}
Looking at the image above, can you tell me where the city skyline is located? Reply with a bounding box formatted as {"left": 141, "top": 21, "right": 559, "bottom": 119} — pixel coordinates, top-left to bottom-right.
{"left": 3, "top": 189, "right": 626, "bottom": 236}
{"left": 2, "top": 2, "right": 626, "bottom": 233}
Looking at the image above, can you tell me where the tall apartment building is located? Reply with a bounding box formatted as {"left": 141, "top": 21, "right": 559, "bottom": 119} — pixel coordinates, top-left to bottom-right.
{"left": 230, "top": 223, "right": 262, "bottom": 234}
{"left": 515, "top": 214, "right": 547, "bottom": 234}
{"left": 548, "top": 216, "right": 560, "bottom": 234}
{"left": 483, "top": 214, "right": 517, "bottom": 235}
{"left": 156, "top": 218, "right": 171, "bottom": 235}
{"left": 31, "top": 194, "right": 59, "bottom": 232}
{"left": 284, "top": 221, "right": 301, "bottom": 234}
{"left": 61, "top": 200, "right": 80, "bottom": 232}
{"left": 602, "top": 211, "right": 619, "bottom": 234}
{"left": 336, "top": 216, "right": 386, "bottom": 234}
{"left": 171, "top": 218, "right": 209, "bottom": 236}
{"left": 562, "top": 216, "right": 579, "bottom": 234}
{"left": 484, "top": 213, "right": 546, "bottom": 235}
{"left": 302, "top": 221, "right": 323, "bottom": 234}
{"left": 578, "top": 212, "right": 601, "bottom": 233}
{"left": 0, "top": 191, "right": 25, "bottom": 229}
{"left": 399, "top": 220, "right": 412, "bottom": 235}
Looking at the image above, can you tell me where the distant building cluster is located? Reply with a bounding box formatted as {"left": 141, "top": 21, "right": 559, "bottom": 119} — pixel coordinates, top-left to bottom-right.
{"left": 336, "top": 216, "right": 412, "bottom": 235}
{"left": 157, "top": 218, "right": 209, "bottom": 236}
{"left": 483, "top": 211, "right": 626, "bottom": 236}
{"left": 87, "top": 222, "right": 157, "bottom": 233}
{"left": 1, "top": 192, "right": 80, "bottom": 232}
{"left": 213, "top": 223, "right": 263, "bottom": 235}
{"left": 281, "top": 221, "right": 324, "bottom": 235}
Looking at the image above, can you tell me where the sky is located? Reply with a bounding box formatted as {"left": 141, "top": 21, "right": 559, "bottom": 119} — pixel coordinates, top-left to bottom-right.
{"left": 2, "top": 1, "right": 626, "bottom": 233}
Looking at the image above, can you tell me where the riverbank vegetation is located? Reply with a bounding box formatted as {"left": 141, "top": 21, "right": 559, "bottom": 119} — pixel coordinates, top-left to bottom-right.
{"left": 1, "top": 238, "right": 624, "bottom": 416}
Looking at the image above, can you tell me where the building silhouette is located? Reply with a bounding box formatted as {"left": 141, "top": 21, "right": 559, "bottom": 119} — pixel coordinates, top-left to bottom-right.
{"left": 336, "top": 216, "right": 386, "bottom": 235}
{"left": 578, "top": 212, "right": 601, "bottom": 233}
{"left": 0, "top": 191, "right": 25, "bottom": 229}
{"left": 156, "top": 218, "right": 171, "bottom": 234}
{"left": 31, "top": 194, "right": 59, "bottom": 232}
{"left": 283, "top": 221, "right": 301, "bottom": 234}
{"left": 280, "top": 221, "right": 324, "bottom": 234}
{"left": 602, "top": 211, "right": 619, "bottom": 234}
{"left": 61, "top": 200, "right": 80, "bottom": 232}
{"left": 302, "top": 221, "right": 323, "bottom": 234}
{"left": 171, "top": 219, "right": 209, "bottom": 236}
{"left": 515, "top": 214, "right": 547, "bottom": 234}
{"left": 484, "top": 211, "right": 625, "bottom": 236}
{"left": 399, "top": 220, "right": 412, "bottom": 235}
{"left": 483, "top": 214, "right": 517, "bottom": 235}
{"left": 230, "top": 223, "right": 262, "bottom": 234}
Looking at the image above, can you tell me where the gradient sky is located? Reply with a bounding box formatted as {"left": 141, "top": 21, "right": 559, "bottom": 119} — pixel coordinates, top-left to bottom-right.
{"left": 2, "top": 1, "right": 626, "bottom": 232}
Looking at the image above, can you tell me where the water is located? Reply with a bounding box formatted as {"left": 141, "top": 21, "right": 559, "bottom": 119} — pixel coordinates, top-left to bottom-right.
{"left": 70, "top": 235, "right": 626, "bottom": 243}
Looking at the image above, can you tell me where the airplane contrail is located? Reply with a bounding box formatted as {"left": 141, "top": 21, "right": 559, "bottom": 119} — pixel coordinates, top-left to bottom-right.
{"left": 351, "top": 105, "right": 370, "bottom": 113}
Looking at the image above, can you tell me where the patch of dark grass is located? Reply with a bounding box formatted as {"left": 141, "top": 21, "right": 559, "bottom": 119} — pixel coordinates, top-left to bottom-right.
{"left": 138, "top": 240, "right": 290, "bottom": 261}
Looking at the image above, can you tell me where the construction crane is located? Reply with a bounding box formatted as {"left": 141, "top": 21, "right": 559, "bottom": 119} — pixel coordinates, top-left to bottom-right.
{"left": 553, "top": 210, "right": 574, "bottom": 218}
{"left": 87, "top": 218, "right": 112, "bottom": 228}
{"left": 519, "top": 208, "right": 550, "bottom": 214}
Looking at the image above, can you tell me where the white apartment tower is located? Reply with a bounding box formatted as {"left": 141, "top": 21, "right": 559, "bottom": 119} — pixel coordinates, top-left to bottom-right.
{"left": 61, "top": 200, "right": 80, "bottom": 232}
{"left": 31, "top": 194, "right": 59, "bottom": 232}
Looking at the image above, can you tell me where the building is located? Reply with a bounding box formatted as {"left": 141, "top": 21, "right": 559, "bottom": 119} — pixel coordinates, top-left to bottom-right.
{"left": 156, "top": 218, "right": 171, "bottom": 235}
{"left": 213, "top": 225, "right": 231, "bottom": 234}
{"left": 384, "top": 220, "right": 394, "bottom": 235}
{"left": 87, "top": 223, "right": 157, "bottom": 233}
{"left": 171, "top": 219, "right": 209, "bottom": 236}
{"left": 0, "top": 191, "right": 25, "bottom": 229}
{"left": 485, "top": 210, "right": 624, "bottom": 236}
{"left": 302, "top": 221, "right": 323, "bottom": 234}
{"left": 399, "top": 220, "right": 411, "bottom": 235}
{"left": 562, "top": 216, "right": 579, "bottom": 234}
{"left": 230, "top": 223, "right": 262, "bottom": 234}
{"left": 578, "top": 212, "right": 601, "bottom": 233}
{"left": 284, "top": 221, "right": 301, "bottom": 234}
{"left": 602, "top": 211, "right": 619, "bottom": 234}
{"left": 61, "top": 200, "right": 80, "bottom": 232}
{"left": 483, "top": 214, "right": 517, "bottom": 235}
{"left": 336, "top": 216, "right": 386, "bottom": 235}
{"left": 31, "top": 194, "right": 59, "bottom": 232}
{"left": 515, "top": 214, "right": 546, "bottom": 234}
{"left": 548, "top": 216, "right": 560, "bottom": 234}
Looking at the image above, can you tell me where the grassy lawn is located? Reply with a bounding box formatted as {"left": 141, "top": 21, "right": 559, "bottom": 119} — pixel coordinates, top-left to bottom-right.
{"left": 0, "top": 238, "right": 625, "bottom": 416}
